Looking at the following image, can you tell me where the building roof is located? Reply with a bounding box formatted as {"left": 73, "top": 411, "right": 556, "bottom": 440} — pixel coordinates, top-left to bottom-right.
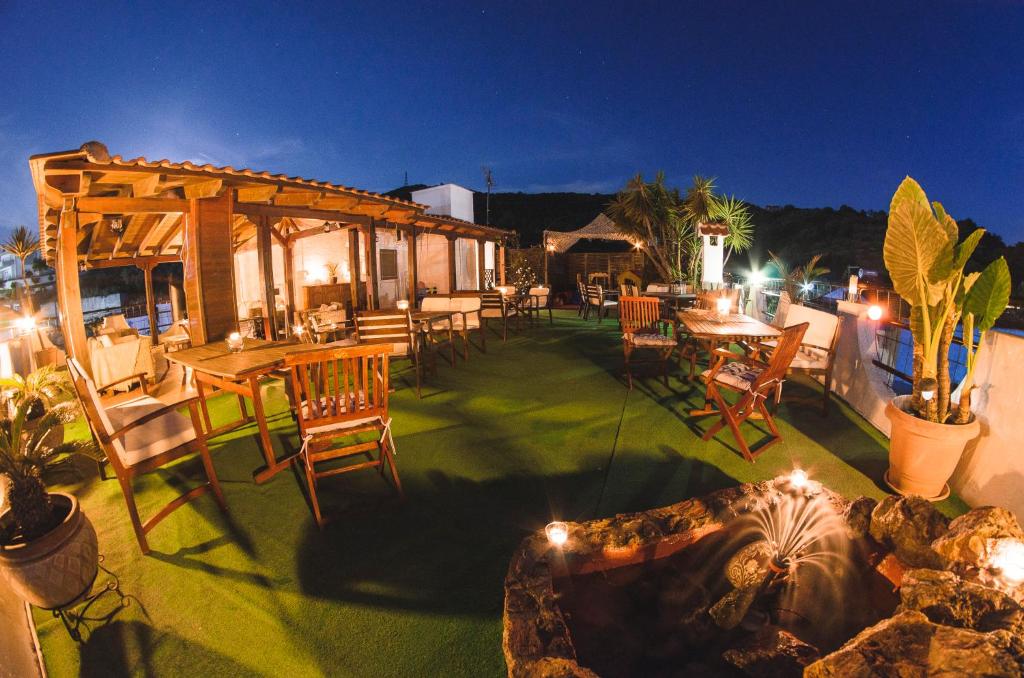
{"left": 29, "top": 141, "right": 512, "bottom": 265}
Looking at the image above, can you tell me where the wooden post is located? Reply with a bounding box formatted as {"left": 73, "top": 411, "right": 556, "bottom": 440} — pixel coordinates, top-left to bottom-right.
{"left": 447, "top": 236, "right": 457, "bottom": 292}
{"left": 477, "top": 239, "right": 486, "bottom": 290}
{"left": 183, "top": 194, "right": 236, "bottom": 344}
{"left": 141, "top": 262, "right": 159, "bottom": 345}
{"left": 56, "top": 201, "right": 89, "bottom": 372}
{"left": 406, "top": 226, "right": 418, "bottom": 305}
{"left": 347, "top": 227, "right": 361, "bottom": 310}
{"left": 544, "top": 247, "right": 550, "bottom": 286}
{"left": 366, "top": 219, "right": 379, "bottom": 310}
{"left": 256, "top": 215, "right": 276, "bottom": 337}
{"left": 283, "top": 236, "right": 296, "bottom": 332}
{"left": 498, "top": 243, "right": 506, "bottom": 285}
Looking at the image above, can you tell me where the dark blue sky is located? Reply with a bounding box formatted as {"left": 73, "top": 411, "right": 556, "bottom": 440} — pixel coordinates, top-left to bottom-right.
{"left": 2, "top": 1, "right": 1022, "bottom": 240}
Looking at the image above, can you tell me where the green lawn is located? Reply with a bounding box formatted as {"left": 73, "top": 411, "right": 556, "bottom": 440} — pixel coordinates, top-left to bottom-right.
{"left": 35, "top": 311, "right": 967, "bottom": 677}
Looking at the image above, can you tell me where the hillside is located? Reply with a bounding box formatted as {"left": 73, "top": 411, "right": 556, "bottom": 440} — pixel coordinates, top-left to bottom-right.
{"left": 389, "top": 185, "right": 1022, "bottom": 289}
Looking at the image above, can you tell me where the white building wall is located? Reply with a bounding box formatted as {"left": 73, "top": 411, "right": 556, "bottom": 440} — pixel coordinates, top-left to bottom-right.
{"left": 411, "top": 184, "right": 475, "bottom": 223}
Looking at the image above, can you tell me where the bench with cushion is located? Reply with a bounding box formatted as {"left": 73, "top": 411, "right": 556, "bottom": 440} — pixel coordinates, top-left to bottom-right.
{"left": 420, "top": 294, "right": 484, "bottom": 359}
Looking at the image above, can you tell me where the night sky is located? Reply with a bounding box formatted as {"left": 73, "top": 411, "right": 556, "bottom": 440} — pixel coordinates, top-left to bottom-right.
{"left": 1, "top": 1, "right": 1022, "bottom": 240}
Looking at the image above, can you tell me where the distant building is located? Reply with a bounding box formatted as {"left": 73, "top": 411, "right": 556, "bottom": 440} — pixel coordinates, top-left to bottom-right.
{"left": 411, "top": 184, "right": 475, "bottom": 223}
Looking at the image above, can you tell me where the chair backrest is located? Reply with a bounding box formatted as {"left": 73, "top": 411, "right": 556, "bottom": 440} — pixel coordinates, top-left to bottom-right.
{"left": 585, "top": 284, "right": 601, "bottom": 304}
{"left": 619, "top": 297, "right": 661, "bottom": 333}
{"left": 620, "top": 282, "right": 639, "bottom": 296}
{"left": 756, "top": 323, "right": 809, "bottom": 390}
{"left": 354, "top": 310, "right": 414, "bottom": 351}
{"left": 480, "top": 291, "right": 505, "bottom": 314}
{"left": 67, "top": 357, "right": 126, "bottom": 466}
{"left": 453, "top": 295, "right": 481, "bottom": 313}
{"left": 619, "top": 271, "right": 642, "bottom": 291}
{"left": 697, "top": 288, "right": 740, "bottom": 312}
{"left": 284, "top": 344, "right": 390, "bottom": 436}
{"left": 772, "top": 290, "right": 793, "bottom": 328}
{"left": 589, "top": 272, "right": 610, "bottom": 285}
{"left": 528, "top": 287, "right": 549, "bottom": 308}
{"left": 781, "top": 303, "right": 840, "bottom": 352}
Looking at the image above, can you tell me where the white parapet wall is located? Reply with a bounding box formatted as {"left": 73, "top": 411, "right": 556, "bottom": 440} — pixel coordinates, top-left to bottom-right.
{"left": 824, "top": 299, "right": 1024, "bottom": 520}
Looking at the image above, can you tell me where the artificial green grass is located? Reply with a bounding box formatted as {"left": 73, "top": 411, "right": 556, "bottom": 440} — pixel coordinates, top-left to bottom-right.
{"left": 35, "top": 311, "right": 968, "bottom": 677}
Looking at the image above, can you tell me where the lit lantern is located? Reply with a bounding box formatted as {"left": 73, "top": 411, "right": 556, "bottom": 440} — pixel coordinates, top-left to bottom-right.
{"left": 545, "top": 521, "right": 569, "bottom": 547}
{"left": 715, "top": 296, "right": 731, "bottom": 317}
{"left": 698, "top": 222, "right": 729, "bottom": 286}
{"left": 226, "top": 332, "right": 244, "bottom": 353}
{"left": 397, "top": 300, "right": 410, "bottom": 311}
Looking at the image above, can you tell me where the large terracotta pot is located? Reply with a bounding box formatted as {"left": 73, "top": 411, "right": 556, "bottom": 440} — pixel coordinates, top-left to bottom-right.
{"left": 885, "top": 395, "right": 981, "bottom": 501}
{"left": 0, "top": 492, "right": 99, "bottom": 609}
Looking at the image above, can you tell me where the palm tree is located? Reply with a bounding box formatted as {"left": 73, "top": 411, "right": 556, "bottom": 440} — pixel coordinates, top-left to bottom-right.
{"left": 605, "top": 173, "right": 685, "bottom": 282}
{"left": 2, "top": 226, "right": 40, "bottom": 313}
{"left": 681, "top": 177, "right": 755, "bottom": 284}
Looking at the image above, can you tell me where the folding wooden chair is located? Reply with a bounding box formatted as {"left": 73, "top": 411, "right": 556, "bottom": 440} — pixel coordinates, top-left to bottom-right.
{"left": 283, "top": 344, "right": 403, "bottom": 527}
{"left": 67, "top": 358, "right": 227, "bottom": 554}
{"left": 354, "top": 309, "right": 426, "bottom": 398}
{"left": 577, "top": 280, "right": 589, "bottom": 317}
{"left": 585, "top": 284, "right": 617, "bottom": 322}
{"left": 695, "top": 322, "right": 808, "bottom": 462}
{"left": 620, "top": 296, "right": 677, "bottom": 389}
{"left": 526, "top": 287, "right": 553, "bottom": 325}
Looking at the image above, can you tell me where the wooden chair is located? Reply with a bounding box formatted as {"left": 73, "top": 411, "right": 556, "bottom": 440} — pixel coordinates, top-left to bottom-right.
{"left": 577, "top": 280, "right": 589, "bottom": 317}
{"left": 283, "top": 344, "right": 402, "bottom": 527}
{"left": 696, "top": 322, "right": 808, "bottom": 462}
{"left": 584, "top": 285, "right": 618, "bottom": 322}
{"left": 620, "top": 296, "right": 677, "bottom": 389}
{"left": 620, "top": 282, "right": 639, "bottom": 296}
{"left": 619, "top": 271, "right": 642, "bottom": 294}
{"left": 354, "top": 309, "right": 425, "bottom": 398}
{"left": 756, "top": 303, "right": 841, "bottom": 416}
{"left": 480, "top": 291, "right": 518, "bottom": 341}
{"left": 588, "top": 272, "right": 611, "bottom": 286}
{"left": 526, "top": 287, "right": 553, "bottom": 325}
{"left": 67, "top": 358, "right": 227, "bottom": 554}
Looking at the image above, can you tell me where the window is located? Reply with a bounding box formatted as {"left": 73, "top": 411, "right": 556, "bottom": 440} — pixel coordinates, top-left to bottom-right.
{"left": 380, "top": 249, "right": 398, "bottom": 280}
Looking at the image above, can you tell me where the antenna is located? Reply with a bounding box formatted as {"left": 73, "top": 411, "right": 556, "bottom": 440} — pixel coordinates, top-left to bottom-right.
{"left": 404, "top": 170, "right": 408, "bottom": 187}
{"left": 482, "top": 167, "right": 495, "bottom": 225}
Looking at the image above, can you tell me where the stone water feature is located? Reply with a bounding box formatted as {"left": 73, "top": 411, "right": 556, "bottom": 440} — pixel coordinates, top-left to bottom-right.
{"left": 503, "top": 476, "right": 1024, "bottom": 677}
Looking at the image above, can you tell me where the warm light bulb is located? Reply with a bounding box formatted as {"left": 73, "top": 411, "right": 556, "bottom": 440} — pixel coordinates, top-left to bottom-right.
{"left": 867, "top": 305, "right": 883, "bottom": 321}
{"left": 397, "top": 300, "right": 410, "bottom": 311}
{"left": 716, "top": 297, "right": 731, "bottom": 316}
{"left": 921, "top": 390, "right": 934, "bottom": 401}
{"left": 545, "top": 521, "right": 568, "bottom": 548}
{"left": 789, "top": 469, "right": 809, "bottom": 489}
{"left": 633, "top": 240, "right": 643, "bottom": 250}
{"left": 991, "top": 540, "right": 1024, "bottom": 583}
{"left": 293, "top": 324, "right": 305, "bottom": 335}
{"left": 14, "top": 316, "right": 35, "bottom": 333}
{"left": 228, "top": 332, "right": 241, "bottom": 341}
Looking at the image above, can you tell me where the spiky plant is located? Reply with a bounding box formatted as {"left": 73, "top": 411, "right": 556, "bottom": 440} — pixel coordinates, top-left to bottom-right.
{"left": 606, "top": 172, "right": 686, "bottom": 283}
{"left": 0, "top": 365, "right": 75, "bottom": 420}
{"left": 1, "top": 226, "right": 40, "bottom": 314}
{"left": 768, "top": 252, "right": 830, "bottom": 302}
{"left": 0, "top": 399, "right": 98, "bottom": 541}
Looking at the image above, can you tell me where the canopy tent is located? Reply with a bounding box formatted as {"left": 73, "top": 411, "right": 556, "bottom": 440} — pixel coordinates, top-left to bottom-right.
{"left": 543, "top": 213, "right": 635, "bottom": 253}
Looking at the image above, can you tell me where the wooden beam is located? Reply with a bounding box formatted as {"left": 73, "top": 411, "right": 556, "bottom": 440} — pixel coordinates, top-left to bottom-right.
{"left": 447, "top": 235, "right": 457, "bottom": 293}
{"left": 235, "top": 202, "right": 372, "bottom": 226}
{"left": 499, "top": 244, "right": 506, "bottom": 285}
{"left": 132, "top": 173, "right": 163, "bottom": 197}
{"left": 136, "top": 213, "right": 178, "bottom": 256}
{"left": 56, "top": 203, "right": 89, "bottom": 372}
{"left": 273, "top": 191, "right": 322, "bottom": 207}
{"left": 141, "top": 263, "right": 159, "bottom": 346}
{"left": 283, "top": 240, "right": 296, "bottom": 332}
{"left": 77, "top": 196, "right": 189, "bottom": 214}
{"left": 256, "top": 215, "right": 277, "bottom": 338}
{"left": 87, "top": 255, "right": 180, "bottom": 269}
{"left": 183, "top": 178, "right": 223, "bottom": 199}
{"left": 366, "top": 219, "right": 379, "bottom": 310}
{"left": 234, "top": 185, "right": 277, "bottom": 203}
{"left": 407, "top": 226, "right": 418, "bottom": 305}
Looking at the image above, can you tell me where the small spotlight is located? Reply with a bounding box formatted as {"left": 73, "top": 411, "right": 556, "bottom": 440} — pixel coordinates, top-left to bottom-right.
{"left": 14, "top": 316, "right": 36, "bottom": 334}
{"left": 633, "top": 241, "right": 643, "bottom": 250}
{"left": 990, "top": 540, "right": 1024, "bottom": 583}
{"left": 801, "top": 282, "right": 813, "bottom": 293}
{"left": 919, "top": 377, "right": 937, "bottom": 402}
{"left": 749, "top": 271, "right": 765, "bottom": 287}
{"left": 545, "top": 521, "right": 568, "bottom": 547}
{"left": 109, "top": 217, "right": 124, "bottom": 234}
{"left": 292, "top": 324, "right": 305, "bottom": 336}
{"left": 867, "top": 305, "right": 883, "bottom": 321}
{"left": 396, "top": 300, "right": 409, "bottom": 311}
{"left": 789, "top": 469, "right": 809, "bottom": 490}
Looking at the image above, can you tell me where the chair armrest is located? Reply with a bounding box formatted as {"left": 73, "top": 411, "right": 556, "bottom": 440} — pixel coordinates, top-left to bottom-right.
{"left": 102, "top": 396, "right": 201, "bottom": 443}
{"left": 97, "top": 371, "right": 150, "bottom": 394}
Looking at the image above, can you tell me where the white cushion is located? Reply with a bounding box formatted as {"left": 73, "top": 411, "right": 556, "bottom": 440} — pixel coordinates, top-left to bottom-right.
{"left": 626, "top": 332, "right": 676, "bottom": 347}
{"left": 789, "top": 346, "right": 829, "bottom": 370}
{"left": 105, "top": 395, "right": 196, "bottom": 466}
{"left": 300, "top": 398, "right": 380, "bottom": 434}
{"left": 98, "top": 334, "right": 114, "bottom": 348}
{"left": 454, "top": 296, "right": 481, "bottom": 313}
{"left": 783, "top": 303, "right": 839, "bottom": 350}
{"left": 702, "top": 361, "right": 764, "bottom": 392}
{"left": 647, "top": 284, "right": 671, "bottom": 293}
{"left": 528, "top": 287, "right": 549, "bottom": 307}
{"left": 421, "top": 297, "right": 453, "bottom": 313}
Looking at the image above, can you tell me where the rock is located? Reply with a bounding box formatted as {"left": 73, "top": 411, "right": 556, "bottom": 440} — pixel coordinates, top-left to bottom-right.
{"left": 843, "top": 496, "right": 878, "bottom": 539}
{"left": 899, "top": 568, "right": 1024, "bottom": 634}
{"left": 804, "top": 610, "right": 1023, "bottom": 678}
{"left": 722, "top": 624, "right": 820, "bottom": 677}
{"left": 710, "top": 541, "right": 774, "bottom": 630}
{"left": 513, "top": 657, "right": 599, "bottom": 678}
{"left": 869, "top": 495, "right": 949, "bottom": 568}
{"left": 932, "top": 506, "right": 1024, "bottom": 570}
{"left": 709, "top": 586, "right": 760, "bottom": 631}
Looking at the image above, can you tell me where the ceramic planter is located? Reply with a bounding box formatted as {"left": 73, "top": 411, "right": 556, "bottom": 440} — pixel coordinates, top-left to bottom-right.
{"left": 885, "top": 395, "right": 981, "bottom": 501}
{"left": 0, "top": 492, "right": 98, "bottom": 609}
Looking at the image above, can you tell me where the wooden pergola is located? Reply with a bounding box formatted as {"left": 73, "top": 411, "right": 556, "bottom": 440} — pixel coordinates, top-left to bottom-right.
{"left": 30, "top": 141, "right": 512, "bottom": 370}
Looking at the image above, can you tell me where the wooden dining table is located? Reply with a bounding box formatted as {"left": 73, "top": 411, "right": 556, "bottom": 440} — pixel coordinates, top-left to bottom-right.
{"left": 676, "top": 308, "right": 782, "bottom": 416}
{"left": 164, "top": 338, "right": 309, "bottom": 483}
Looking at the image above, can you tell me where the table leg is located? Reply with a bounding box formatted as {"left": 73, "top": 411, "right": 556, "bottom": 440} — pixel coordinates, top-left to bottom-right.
{"left": 689, "top": 339, "right": 720, "bottom": 416}
{"left": 196, "top": 379, "right": 214, "bottom": 435}
{"left": 250, "top": 374, "right": 299, "bottom": 484}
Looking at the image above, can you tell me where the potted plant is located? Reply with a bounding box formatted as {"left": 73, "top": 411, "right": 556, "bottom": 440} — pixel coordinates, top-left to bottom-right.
{"left": 0, "top": 388, "right": 101, "bottom": 609}
{"left": 882, "top": 177, "right": 1011, "bottom": 499}
{"left": 325, "top": 262, "right": 340, "bottom": 284}
{"left": 0, "top": 365, "right": 76, "bottom": 449}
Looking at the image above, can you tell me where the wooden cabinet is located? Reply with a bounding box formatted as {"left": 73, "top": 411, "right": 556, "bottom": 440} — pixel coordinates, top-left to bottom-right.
{"left": 303, "top": 283, "right": 348, "bottom": 309}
